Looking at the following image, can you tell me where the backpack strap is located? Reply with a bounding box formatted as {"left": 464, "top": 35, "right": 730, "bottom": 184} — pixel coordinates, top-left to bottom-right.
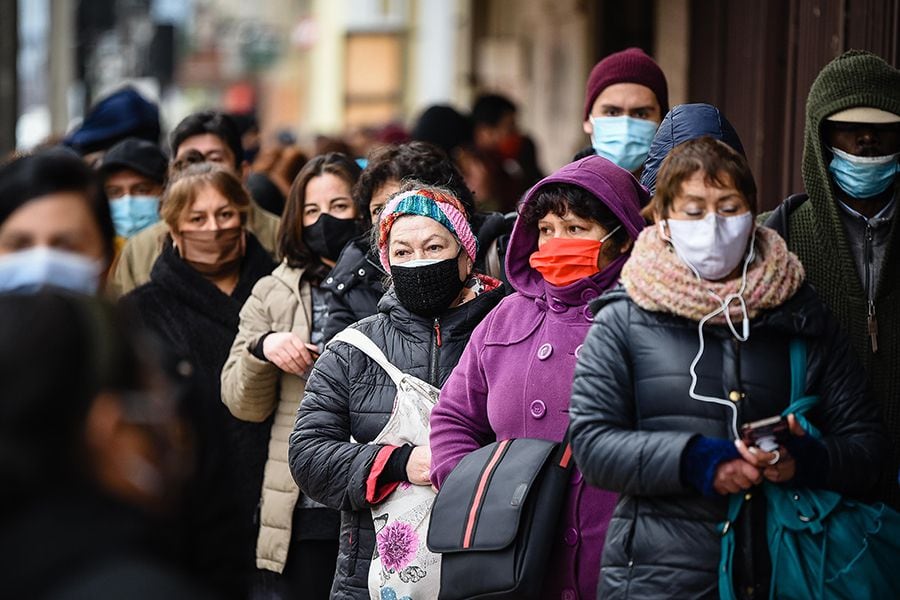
{"left": 327, "top": 328, "right": 406, "bottom": 387}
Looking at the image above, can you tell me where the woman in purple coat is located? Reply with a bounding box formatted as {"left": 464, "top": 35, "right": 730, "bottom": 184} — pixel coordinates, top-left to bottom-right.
{"left": 429, "top": 155, "right": 647, "bottom": 600}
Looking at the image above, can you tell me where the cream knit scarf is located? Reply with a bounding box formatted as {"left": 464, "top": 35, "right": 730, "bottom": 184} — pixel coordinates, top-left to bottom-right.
{"left": 621, "top": 225, "right": 805, "bottom": 324}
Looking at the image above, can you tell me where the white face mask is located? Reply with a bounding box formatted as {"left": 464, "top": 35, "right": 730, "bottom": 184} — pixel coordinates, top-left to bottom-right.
{"left": 663, "top": 212, "right": 754, "bottom": 281}
{"left": 392, "top": 258, "right": 443, "bottom": 269}
{"left": 0, "top": 246, "right": 104, "bottom": 295}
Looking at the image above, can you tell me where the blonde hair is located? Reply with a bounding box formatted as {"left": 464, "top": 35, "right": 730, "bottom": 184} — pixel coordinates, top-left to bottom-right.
{"left": 160, "top": 162, "right": 251, "bottom": 232}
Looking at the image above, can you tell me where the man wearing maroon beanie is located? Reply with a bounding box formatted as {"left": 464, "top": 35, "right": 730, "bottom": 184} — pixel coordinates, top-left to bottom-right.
{"left": 575, "top": 47, "right": 669, "bottom": 176}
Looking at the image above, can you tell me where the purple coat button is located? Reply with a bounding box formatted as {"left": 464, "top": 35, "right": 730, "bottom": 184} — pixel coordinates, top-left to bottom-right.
{"left": 564, "top": 528, "right": 579, "bottom": 546}
{"left": 530, "top": 400, "right": 546, "bottom": 419}
{"left": 537, "top": 343, "right": 553, "bottom": 360}
{"left": 580, "top": 288, "right": 598, "bottom": 303}
{"left": 574, "top": 344, "right": 584, "bottom": 359}
{"left": 571, "top": 469, "right": 583, "bottom": 485}
{"left": 562, "top": 588, "right": 576, "bottom": 600}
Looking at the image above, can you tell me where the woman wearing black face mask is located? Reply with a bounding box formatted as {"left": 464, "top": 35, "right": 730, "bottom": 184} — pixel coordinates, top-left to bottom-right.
{"left": 221, "top": 153, "right": 361, "bottom": 600}
{"left": 123, "top": 162, "right": 276, "bottom": 599}
{"left": 287, "top": 184, "right": 505, "bottom": 600}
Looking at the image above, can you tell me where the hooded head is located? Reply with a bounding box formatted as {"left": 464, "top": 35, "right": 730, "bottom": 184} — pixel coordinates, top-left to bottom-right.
{"left": 506, "top": 155, "right": 647, "bottom": 297}
{"left": 803, "top": 50, "right": 900, "bottom": 211}
{"left": 640, "top": 103, "right": 746, "bottom": 197}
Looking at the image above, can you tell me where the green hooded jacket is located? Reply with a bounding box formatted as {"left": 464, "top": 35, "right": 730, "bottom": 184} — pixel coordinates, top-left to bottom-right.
{"left": 787, "top": 50, "right": 900, "bottom": 509}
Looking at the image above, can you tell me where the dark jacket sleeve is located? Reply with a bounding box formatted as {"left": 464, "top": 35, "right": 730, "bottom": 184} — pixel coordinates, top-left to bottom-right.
{"left": 569, "top": 300, "right": 696, "bottom": 496}
{"left": 288, "top": 341, "right": 382, "bottom": 511}
{"left": 806, "top": 310, "right": 888, "bottom": 497}
{"left": 324, "top": 286, "right": 379, "bottom": 342}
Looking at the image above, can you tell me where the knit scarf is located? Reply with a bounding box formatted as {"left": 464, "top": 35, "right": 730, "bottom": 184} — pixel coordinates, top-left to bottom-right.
{"left": 621, "top": 225, "right": 805, "bottom": 324}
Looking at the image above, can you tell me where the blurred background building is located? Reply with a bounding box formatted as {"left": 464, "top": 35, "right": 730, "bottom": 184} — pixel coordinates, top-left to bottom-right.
{"left": 2, "top": 0, "right": 899, "bottom": 209}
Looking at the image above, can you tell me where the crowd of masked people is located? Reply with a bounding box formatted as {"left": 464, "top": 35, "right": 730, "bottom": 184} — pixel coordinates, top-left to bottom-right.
{"left": 0, "top": 46, "right": 898, "bottom": 600}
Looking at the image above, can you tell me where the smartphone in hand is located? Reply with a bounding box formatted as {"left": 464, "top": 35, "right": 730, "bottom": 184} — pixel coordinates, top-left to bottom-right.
{"left": 740, "top": 416, "right": 789, "bottom": 452}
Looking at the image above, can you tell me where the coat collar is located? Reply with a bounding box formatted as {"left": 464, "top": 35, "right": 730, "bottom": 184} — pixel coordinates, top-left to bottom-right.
{"left": 150, "top": 232, "right": 276, "bottom": 327}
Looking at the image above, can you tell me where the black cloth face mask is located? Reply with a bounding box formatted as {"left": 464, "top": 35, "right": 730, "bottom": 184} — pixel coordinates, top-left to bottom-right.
{"left": 304, "top": 213, "right": 360, "bottom": 262}
{"left": 390, "top": 254, "right": 466, "bottom": 318}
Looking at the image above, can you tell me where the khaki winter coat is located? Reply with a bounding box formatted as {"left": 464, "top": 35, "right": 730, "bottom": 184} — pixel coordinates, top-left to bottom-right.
{"left": 107, "top": 202, "right": 280, "bottom": 298}
{"left": 220, "top": 261, "right": 311, "bottom": 573}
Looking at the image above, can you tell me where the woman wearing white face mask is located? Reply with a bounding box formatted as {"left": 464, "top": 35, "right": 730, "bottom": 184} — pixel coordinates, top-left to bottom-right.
{"left": 0, "top": 150, "right": 116, "bottom": 295}
{"left": 568, "top": 137, "right": 887, "bottom": 599}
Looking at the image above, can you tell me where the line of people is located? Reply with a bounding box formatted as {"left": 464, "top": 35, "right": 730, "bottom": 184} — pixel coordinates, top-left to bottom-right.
{"left": 0, "top": 47, "right": 897, "bottom": 600}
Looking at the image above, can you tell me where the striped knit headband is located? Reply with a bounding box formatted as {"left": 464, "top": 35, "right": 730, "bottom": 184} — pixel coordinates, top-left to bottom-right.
{"left": 377, "top": 189, "right": 478, "bottom": 271}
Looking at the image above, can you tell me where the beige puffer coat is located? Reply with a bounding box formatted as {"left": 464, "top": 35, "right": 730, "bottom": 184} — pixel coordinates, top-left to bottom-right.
{"left": 221, "top": 260, "right": 311, "bottom": 573}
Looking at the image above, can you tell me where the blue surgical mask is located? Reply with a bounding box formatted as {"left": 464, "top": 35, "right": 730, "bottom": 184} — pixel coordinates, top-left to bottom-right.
{"left": 0, "top": 246, "right": 104, "bottom": 295}
{"left": 590, "top": 116, "right": 658, "bottom": 173}
{"left": 828, "top": 147, "right": 899, "bottom": 199}
{"left": 109, "top": 195, "right": 161, "bottom": 238}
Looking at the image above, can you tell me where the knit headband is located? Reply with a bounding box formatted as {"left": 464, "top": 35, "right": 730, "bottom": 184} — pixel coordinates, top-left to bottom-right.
{"left": 377, "top": 189, "right": 478, "bottom": 271}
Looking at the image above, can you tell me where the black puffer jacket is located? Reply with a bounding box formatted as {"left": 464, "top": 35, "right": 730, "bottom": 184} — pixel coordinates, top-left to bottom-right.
{"left": 322, "top": 236, "right": 387, "bottom": 342}
{"left": 569, "top": 285, "right": 886, "bottom": 599}
{"left": 289, "top": 283, "right": 505, "bottom": 600}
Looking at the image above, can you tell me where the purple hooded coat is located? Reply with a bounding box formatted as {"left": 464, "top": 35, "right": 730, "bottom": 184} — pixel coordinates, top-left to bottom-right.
{"left": 430, "top": 156, "right": 648, "bottom": 600}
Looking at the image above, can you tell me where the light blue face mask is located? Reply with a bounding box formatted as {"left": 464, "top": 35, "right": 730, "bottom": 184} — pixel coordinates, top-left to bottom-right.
{"left": 828, "top": 147, "right": 899, "bottom": 199}
{"left": 590, "top": 115, "right": 659, "bottom": 173}
{"left": 109, "top": 195, "right": 161, "bottom": 238}
{"left": 0, "top": 246, "right": 104, "bottom": 295}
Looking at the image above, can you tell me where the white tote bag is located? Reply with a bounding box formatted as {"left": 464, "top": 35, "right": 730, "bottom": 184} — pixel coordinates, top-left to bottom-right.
{"left": 328, "top": 329, "right": 441, "bottom": 600}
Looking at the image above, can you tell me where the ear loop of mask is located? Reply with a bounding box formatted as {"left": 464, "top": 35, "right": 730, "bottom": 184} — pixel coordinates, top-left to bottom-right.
{"left": 660, "top": 219, "right": 757, "bottom": 439}
{"left": 600, "top": 224, "right": 622, "bottom": 244}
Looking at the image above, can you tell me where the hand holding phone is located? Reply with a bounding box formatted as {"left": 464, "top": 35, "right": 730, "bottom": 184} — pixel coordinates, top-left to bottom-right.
{"left": 740, "top": 416, "right": 789, "bottom": 453}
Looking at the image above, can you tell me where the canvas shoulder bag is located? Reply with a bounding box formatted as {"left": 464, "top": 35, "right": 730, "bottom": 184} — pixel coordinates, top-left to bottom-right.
{"left": 328, "top": 328, "right": 442, "bottom": 600}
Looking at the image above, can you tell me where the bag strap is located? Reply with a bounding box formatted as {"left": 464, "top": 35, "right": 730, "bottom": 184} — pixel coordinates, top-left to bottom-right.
{"left": 327, "top": 328, "right": 406, "bottom": 387}
{"left": 783, "top": 338, "right": 822, "bottom": 438}
{"left": 557, "top": 428, "right": 575, "bottom": 471}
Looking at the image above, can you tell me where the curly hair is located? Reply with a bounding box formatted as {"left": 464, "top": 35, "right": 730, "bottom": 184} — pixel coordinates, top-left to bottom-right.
{"left": 354, "top": 141, "right": 475, "bottom": 226}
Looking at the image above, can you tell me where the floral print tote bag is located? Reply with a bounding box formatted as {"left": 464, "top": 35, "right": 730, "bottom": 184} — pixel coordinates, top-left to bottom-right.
{"left": 329, "top": 329, "right": 442, "bottom": 600}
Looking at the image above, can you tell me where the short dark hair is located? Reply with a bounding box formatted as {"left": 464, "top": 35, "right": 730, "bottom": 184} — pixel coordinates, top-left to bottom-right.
{"left": 520, "top": 183, "right": 630, "bottom": 259}
{"left": 279, "top": 153, "right": 362, "bottom": 274}
{"left": 0, "top": 149, "right": 116, "bottom": 263}
{"left": 169, "top": 111, "right": 244, "bottom": 170}
{"left": 355, "top": 141, "right": 475, "bottom": 225}
{"left": 650, "top": 136, "right": 757, "bottom": 218}
{"left": 471, "top": 93, "right": 517, "bottom": 127}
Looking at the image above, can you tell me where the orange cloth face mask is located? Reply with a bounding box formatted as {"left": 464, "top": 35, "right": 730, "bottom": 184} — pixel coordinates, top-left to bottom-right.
{"left": 528, "top": 227, "right": 620, "bottom": 287}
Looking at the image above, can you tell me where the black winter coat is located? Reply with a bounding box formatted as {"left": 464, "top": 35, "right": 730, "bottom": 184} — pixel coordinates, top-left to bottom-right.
{"left": 289, "top": 284, "right": 505, "bottom": 600}
{"left": 1, "top": 491, "right": 210, "bottom": 600}
{"left": 569, "top": 285, "right": 886, "bottom": 600}
{"left": 123, "top": 233, "right": 276, "bottom": 599}
{"left": 322, "top": 235, "right": 387, "bottom": 342}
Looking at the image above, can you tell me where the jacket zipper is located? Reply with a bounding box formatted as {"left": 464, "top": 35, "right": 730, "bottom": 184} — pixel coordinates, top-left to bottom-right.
{"left": 429, "top": 317, "right": 442, "bottom": 386}
{"left": 864, "top": 224, "right": 878, "bottom": 353}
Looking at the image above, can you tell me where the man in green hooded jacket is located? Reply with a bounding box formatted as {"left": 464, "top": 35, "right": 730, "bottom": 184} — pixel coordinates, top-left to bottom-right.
{"left": 766, "top": 50, "right": 900, "bottom": 509}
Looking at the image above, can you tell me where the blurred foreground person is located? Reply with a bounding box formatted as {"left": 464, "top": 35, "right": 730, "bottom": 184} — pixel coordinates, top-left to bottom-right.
{"left": 0, "top": 150, "right": 115, "bottom": 295}
{"left": 0, "top": 292, "right": 204, "bottom": 599}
